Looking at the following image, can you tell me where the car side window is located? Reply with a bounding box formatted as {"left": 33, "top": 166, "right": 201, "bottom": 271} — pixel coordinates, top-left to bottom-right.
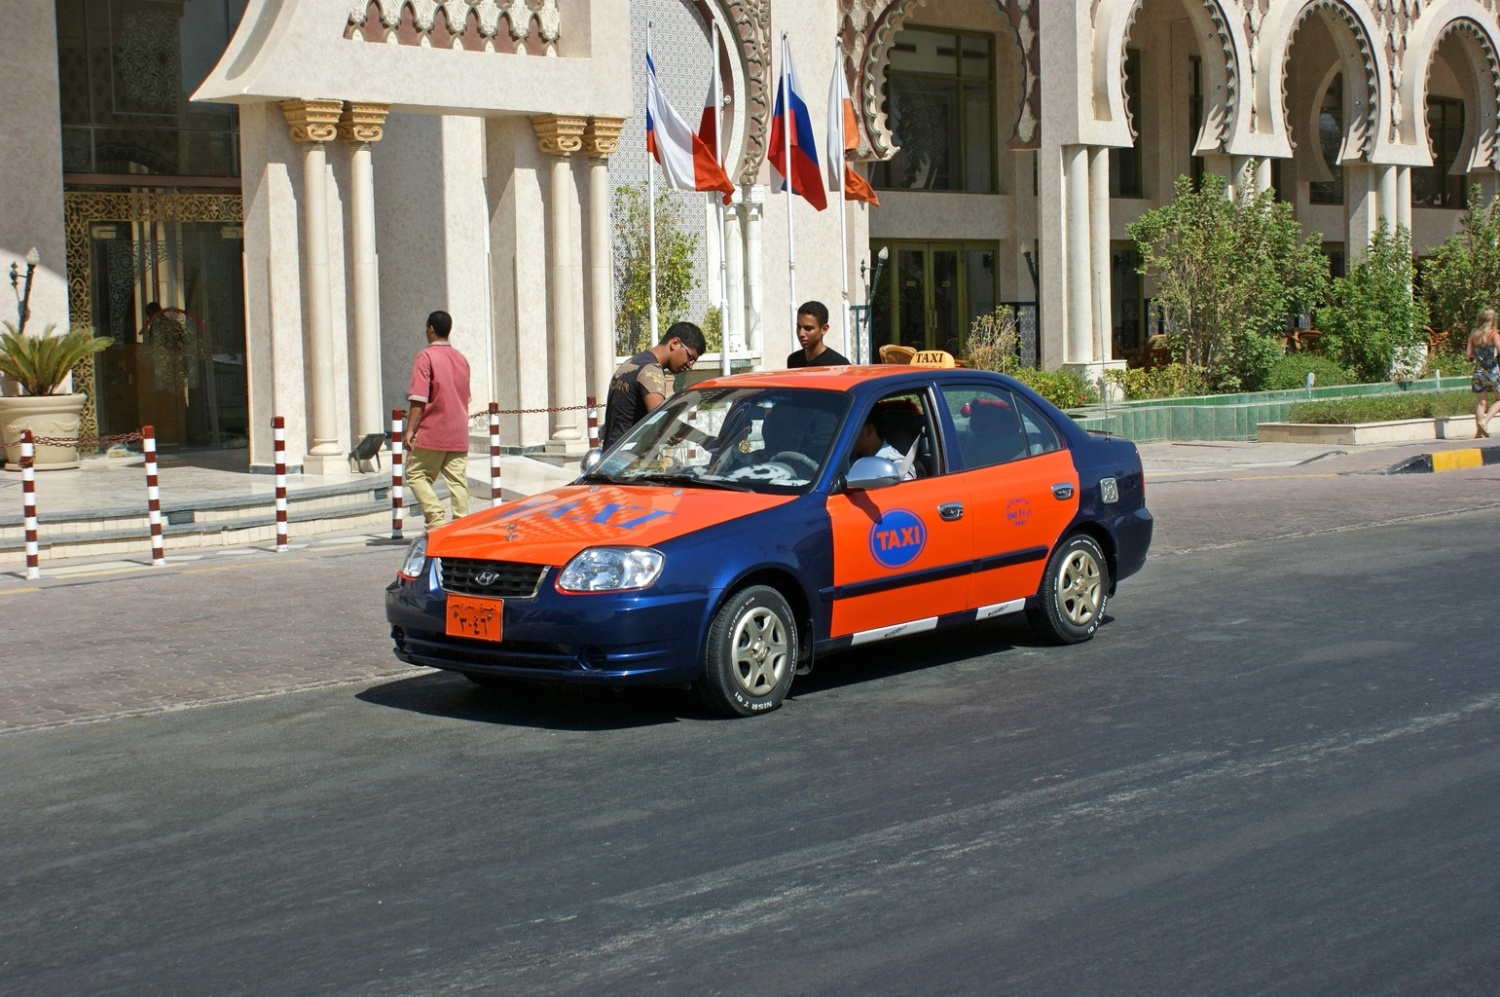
{"left": 942, "top": 386, "right": 1029, "bottom": 470}
{"left": 1012, "top": 394, "right": 1064, "bottom": 457}
{"left": 844, "top": 391, "right": 940, "bottom": 480}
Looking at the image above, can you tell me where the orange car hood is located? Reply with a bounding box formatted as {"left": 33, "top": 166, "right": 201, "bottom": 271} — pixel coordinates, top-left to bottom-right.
{"left": 425, "top": 484, "right": 796, "bottom": 565}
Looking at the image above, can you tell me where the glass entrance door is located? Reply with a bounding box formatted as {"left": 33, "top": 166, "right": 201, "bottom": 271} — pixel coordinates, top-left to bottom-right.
{"left": 66, "top": 192, "right": 246, "bottom": 449}
{"left": 870, "top": 241, "right": 997, "bottom": 356}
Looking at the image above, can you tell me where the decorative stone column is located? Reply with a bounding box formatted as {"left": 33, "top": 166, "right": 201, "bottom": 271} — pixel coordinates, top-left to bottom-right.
{"left": 1088, "top": 146, "right": 1111, "bottom": 364}
{"left": 1396, "top": 166, "right": 1412, "bottom": 233}
{"left": 743, "top": 186, "right": 766, "bottom": 365}
{"left": 339, "top": 101, "right": 390, "bottom": 444}
{"left": 532, "top": 114, "right": 587, "bottom": 452}
{"left": 281, "top": 98, "right": 345, "bottom": 473}
{"left": 1063, "top": 144, "right": 1092, "bottom": 366}
{"left": 582, "top": 117, "right": 623, "bottom": 405}
{"left": 724, "top": 194, "right": 745, "bottom": 354}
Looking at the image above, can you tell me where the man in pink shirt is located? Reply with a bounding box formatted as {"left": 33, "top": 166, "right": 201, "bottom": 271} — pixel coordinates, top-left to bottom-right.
{"left": 405, "top": 310, "right": 472, "bottom": 529}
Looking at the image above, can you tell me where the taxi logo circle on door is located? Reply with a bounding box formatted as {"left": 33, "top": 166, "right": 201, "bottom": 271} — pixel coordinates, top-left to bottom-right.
{"left": 870, "top": 509, "right": 927, "bottom": 568}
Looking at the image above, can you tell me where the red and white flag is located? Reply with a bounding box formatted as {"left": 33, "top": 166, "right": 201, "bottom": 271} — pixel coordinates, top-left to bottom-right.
{"left": 646, "top": 46, "right": 735, "bottom": 203}
{"left": 826, "top": 56, "right": 879, "bottom": 207}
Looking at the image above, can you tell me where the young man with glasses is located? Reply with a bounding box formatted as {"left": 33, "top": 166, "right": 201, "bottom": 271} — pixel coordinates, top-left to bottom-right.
{"left": 601, "top": 321, "right": 708, "bottom": 448}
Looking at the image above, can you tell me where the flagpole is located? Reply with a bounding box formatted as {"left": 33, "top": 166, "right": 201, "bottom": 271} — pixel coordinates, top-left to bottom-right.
{"left": 834, "top": 39, "right": 852, "bottom": 361}
{"left": 713, "top": 20, "right": 731, "bottom": 377}
{"left": 782, "top": 32, "right": 797, "bottom": 353}
{"left": 647, "top": 20, "right": 660, "bottom": 344}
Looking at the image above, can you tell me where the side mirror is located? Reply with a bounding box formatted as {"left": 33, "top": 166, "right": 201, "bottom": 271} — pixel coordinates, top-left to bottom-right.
{"left": 579, "top": 448, "right": 605, "bottom": 475}
{"left": 845, "top": 456, "right": 901, "bottom": 491}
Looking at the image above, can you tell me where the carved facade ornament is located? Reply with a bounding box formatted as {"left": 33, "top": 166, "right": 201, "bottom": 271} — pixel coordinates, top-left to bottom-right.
{"left": 281, "top": 99, "right": 344, "bottom": 143}
{"left": 338, "top": 102, "right": 391, "bottom": 143}
{"left": 712, "top": 0, "right": 771, "bottom": 186}
{"left": 346, "top": 0, "right": 559, "bottom": 55}
{"left": 845, "top": 0, "right": 1041, "bottom": 160}
{"left": 531, "top": 114, "right": 588, "bottom": 157}
{"left": 582, "top": 117, "right": 626, "bottom": 158}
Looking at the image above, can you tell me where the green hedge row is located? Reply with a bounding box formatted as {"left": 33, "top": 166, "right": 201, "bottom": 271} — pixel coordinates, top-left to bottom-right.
{"left": 1286, "top": 390, "right": 1477, "bottom": 424}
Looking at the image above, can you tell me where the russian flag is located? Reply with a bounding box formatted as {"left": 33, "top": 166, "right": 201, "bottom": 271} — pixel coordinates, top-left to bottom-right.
{"left": 827, "top": 56, "right": 880, "bottom": 207}
{"left": 646, "top": 46, "right": 736, "bottom": 202}
{"left": 769, "top": 39, "right": 827, "bottom": 211}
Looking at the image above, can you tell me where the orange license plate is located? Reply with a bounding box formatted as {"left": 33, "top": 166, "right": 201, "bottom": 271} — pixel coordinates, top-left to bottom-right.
{"left": 446, "top": 594, "right": 503, "bottom": 642}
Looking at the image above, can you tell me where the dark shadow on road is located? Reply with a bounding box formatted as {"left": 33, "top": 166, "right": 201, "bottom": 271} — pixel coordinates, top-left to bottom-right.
{"left": 357, "top": 613, "right": 1112, "bottom": 727}
{"left": 356, "top": 671, "right": 707, "bottom": 731}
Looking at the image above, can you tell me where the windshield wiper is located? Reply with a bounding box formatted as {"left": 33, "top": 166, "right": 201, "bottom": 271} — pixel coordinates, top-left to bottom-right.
{"left": 575, "top": 470, "right": 615, "bottom": 484}
{"left": 630, "top": 472, "right": 753, "bottom": 492}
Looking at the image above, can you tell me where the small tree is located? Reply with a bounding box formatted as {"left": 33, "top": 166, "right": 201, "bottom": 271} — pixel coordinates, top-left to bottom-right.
{"left": 613, "top": 184, "right": 699, "bottom": 356}
{"left": 1128, "top": 170, "right": 1328, "bottom": 391}
{"left": 1420, "top": 183, "right": 1500, "bottom": 334}
{"left": 965, "top": 305, "right": 1020, "bottom": 374}
{"left": 1316, "top": 225, "right": 1428, "bottom": 382}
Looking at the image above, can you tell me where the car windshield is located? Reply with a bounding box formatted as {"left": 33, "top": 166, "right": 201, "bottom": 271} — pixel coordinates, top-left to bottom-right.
{"left": 591, "top": 386, "right": 851, "bottom": 494}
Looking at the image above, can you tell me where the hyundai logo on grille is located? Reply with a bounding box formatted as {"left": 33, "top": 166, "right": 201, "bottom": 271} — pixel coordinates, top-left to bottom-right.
{"left": 474, "top": 570, "right": 501, "bottom": 586}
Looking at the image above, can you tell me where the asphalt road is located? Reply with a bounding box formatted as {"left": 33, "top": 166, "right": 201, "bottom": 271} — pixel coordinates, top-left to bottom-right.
{"left": 2, "top": 458, "right": 1497, "bottom": 995}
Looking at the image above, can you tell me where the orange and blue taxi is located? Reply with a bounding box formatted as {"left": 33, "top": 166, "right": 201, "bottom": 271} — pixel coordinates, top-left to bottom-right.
{"left": 386, "top": 365, "right": 1153, "bottom": 716}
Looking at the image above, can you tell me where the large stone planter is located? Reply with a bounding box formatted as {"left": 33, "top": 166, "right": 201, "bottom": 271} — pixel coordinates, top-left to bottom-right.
{"left": 0, "top": 393, "right": 87, "bottom": 470}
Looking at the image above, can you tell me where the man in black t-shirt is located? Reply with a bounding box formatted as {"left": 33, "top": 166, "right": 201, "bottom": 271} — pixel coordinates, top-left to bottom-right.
{"left": 787, "top": 300, "right": 850, "bottom": 368}
{"left": 601, "top": 322, "right": 707, "bottom": 448}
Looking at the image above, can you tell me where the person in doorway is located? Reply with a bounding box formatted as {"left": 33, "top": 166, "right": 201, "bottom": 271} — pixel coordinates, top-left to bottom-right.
{"left": 787, "top": 300, "right": 850, "bottom": 368}
{"left": 1468, "top": 307, "right": 1500, "bottom": 438}
{"left": 405, "top": 310, "right": 472, "bottom": 529}
{"left": 601, "top": 322, "right": 706, "bottom": 448}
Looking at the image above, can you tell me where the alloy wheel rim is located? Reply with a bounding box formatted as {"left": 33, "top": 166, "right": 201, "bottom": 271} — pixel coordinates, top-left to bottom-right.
{"left": 1058, "top": 549, "right": 1102, "bottom": 626}
{"left": 731, "top": 606, "right": 789, "bottom": 696}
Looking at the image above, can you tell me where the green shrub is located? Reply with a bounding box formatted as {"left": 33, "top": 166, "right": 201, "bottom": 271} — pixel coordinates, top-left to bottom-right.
{"left": 1287, "top": 390, "right": 1475, "bottom": 423}
{"left": 1419, "top": 185, "right": 1500, "bottom": 333}
{"left": 1104, "top": 362, "right": 1209, "bottom": 400}
{"left": 700, "top": 305, "right": 723, "bottom": 354}
{"left": 965, "top": 306, "right": 1021, "bottom": 374}
{"left": 1015, "top": 367, "right": 1100, "bottom": 410}
{"left": 1127, "top": 170, "right": 1327, "bottom": 392}
{"left": 1315, "top": 225, "right": 1428, "bottom": 382}
{"left": 1421, "top": 347, "right": 1471, "bottom": 379}
{"left": 1263, "top": 353, "right": 1356, "bottom": 391}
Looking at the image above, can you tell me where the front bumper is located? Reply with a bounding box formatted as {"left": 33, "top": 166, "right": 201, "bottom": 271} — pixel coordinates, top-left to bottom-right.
{"left": 384, "top": 568, "right": 712, "bottom": 685}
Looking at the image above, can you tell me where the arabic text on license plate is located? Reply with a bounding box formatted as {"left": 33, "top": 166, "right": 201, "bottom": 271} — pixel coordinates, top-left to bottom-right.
{"left": 447, "top": 595, "right": 503, "bottom": 642}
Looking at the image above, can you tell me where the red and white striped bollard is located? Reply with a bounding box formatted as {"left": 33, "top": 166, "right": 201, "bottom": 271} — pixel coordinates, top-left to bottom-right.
{"left": 142, "top": 425, "right": 165, "bottom": 566}
{"left": 489, "top": 402, "right": 502, "bottom": 504}
{"left": 390, "top": 408, "right": 405, "bottom": 539}
{"left": 20, "top": 430, "right": 39, "bottom": 580}
{"left": 586, "top": 396, "right": 600, "bottom": 451}
{"left": 271, "top": 416, "right": 289, "bottom": 551}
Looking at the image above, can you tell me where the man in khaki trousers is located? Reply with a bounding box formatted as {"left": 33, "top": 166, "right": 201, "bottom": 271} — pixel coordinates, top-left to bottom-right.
{"left": 405, "top": 310, "right": 472, "bottom": 529}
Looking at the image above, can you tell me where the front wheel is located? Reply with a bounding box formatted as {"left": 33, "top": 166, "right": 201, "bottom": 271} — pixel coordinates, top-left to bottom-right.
{"left": 697, "top": 585, "right": 798, "bottom": 717}
{"left": 1027, "top": 534, "right": 1109, "bottom": 645}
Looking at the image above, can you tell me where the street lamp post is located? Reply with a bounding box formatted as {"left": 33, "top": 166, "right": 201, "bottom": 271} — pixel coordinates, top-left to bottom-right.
{"left": 849, "top": 245, "right": 889, "bottom": 364}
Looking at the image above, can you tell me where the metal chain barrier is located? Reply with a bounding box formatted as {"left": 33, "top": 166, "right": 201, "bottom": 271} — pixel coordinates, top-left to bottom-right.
{"left": 467, "top": 402, "right": 590, "bottom": 423}
{"left": 4, "top": 430, "right": 145, "bottom": 449}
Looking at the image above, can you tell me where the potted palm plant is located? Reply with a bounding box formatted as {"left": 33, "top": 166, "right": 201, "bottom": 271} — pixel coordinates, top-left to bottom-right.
{"left": 0, "top": 249, "right": 111, "bottom": 470}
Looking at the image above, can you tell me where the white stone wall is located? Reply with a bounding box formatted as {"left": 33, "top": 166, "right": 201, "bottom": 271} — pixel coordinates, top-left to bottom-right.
{"left": 0, "top": 0, "right": 68, "bottom": 363}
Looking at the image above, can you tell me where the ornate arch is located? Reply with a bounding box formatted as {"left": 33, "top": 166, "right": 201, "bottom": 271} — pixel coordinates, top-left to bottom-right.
{"left": 1404, "top": 4, "right": 1500, "bottom": 172}
{"left": 696, "top": 0, "right": 771, "bottom": 186}
{"left": 841, "top": 0, "right": 1040, "bottom": 162}
{"left": 1095, "top": 0, "right": 1241, "bottom": 152}
{"left": 1252, "top": 0, "right": 1385, "bottom": 162}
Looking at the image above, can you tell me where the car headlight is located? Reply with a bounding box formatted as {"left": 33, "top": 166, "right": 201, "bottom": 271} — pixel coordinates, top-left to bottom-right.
{"left": 557, "top": 547, "right": 664, "bottom": 593}
{"left": 398, "top": 536, "right": 429, "bottom": 580}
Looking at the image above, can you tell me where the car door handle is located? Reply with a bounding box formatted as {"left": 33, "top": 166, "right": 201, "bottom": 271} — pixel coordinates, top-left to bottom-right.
{"left": 939, "top": 502, "right": 964, "bottom": 521}
{"left": 1051, "top": 484, "right": 1075, "bottom": 500}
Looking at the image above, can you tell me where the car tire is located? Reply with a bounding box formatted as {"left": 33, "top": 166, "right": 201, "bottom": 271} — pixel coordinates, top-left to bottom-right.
{"left": 1027, "top": 534, "right": 1109, "bottom": 645}
{"left": 696, "top": 585, "right": 798, "bottom": 717}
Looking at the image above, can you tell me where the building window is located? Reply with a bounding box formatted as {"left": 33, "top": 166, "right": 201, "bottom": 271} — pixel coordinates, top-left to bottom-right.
{"left": 1413, "top": 97, "right": 1466, "bottom": 209}
{"left": 1110, "top": 49, "right": 1144, "bottom": 198}
{"left": 55, "top": 0, "right": 246, "bottom": 178}
{"left": 1310, "top": 75, "right": 1344, "bottom": 205}
{"left": 872, "top": 27, "right": 996, "bottom": 193}
{"left": 1188, "top": 56, "right": 1204, "bottom": 189}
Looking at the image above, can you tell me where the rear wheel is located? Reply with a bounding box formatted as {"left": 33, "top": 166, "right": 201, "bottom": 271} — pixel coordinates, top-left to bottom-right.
{"left": 697, "top": 585, "right": 798, "bottom": 717}
{"left": 1027, "top": 534, "right": 1109, "bottom": 644}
